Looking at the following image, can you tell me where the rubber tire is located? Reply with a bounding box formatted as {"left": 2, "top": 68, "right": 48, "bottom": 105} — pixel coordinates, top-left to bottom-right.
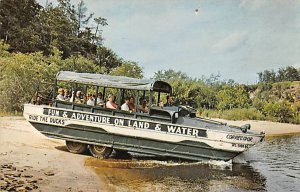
{"left": 65, "top": 141, "right": 88, "bottom": 154}
{"left": 89, "top": 145, "right": 113, "bottom": 159}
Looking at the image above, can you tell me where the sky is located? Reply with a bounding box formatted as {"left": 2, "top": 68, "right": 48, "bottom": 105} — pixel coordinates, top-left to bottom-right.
{"left": 37, "top": 0, "right": 300, "bottom": 84}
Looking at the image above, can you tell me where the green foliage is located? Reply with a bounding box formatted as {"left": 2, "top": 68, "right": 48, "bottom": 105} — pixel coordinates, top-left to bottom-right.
{"left": 0, "top": 0, "right": 42, "bottom": 52}
{"left": 0, "top": 40, "right": 10, "bottom": 57}
{"left": 0, "top": 52, "right": 52, "bottom": 112}
{"left": 0, "top": 49, "right": 99, "bottom": 112}
{"left": 95, "top": 46, "right": 122, "bottom": 73}
{"left": 216, "top": 84, "right": 249, "bottom": 110}
{"left": 200, "top": 108, "right": 265, "bottom": 121}
{"left": 292, "top": 114, "right": 300, "bottom": 124}
{"left": 153, "top": 69, "right": 189, "bottom": 81}
{"left": 0, "top": 0, "right": 107, "bottom": 58}
{"left": 109, "top": 62, "right": 143, "bottom": 78}
{"left": 153, "top": 69, "right": 218, "bottom": 109}
{"left": 32, "top": 5, "right": 77, "bottom": 57}
{"left": 152, "top": 69, "right": 300, "bottom": 124}
{"left": 263, "top": 101, "right": 293, "bottom": 123}
{"left": 258, "top": 66, "right": 300, "bottom": 83}
{"left": 252, "top": 98, "right": 266, "bottom": 112}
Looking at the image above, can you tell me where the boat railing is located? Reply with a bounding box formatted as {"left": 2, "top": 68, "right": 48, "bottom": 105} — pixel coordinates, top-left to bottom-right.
{"left": 54, "top": 100, "right": 172, "bottom": 123}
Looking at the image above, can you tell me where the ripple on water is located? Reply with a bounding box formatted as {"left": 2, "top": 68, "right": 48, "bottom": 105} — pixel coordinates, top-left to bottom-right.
{"left": 86, "top": 152, "right": 267, "bottom": 192}
{"left": 248, "top": 134, "right": 300, "bottom": 192}
{"left": 84, "top": 135, "right": 299, "bottom": 192}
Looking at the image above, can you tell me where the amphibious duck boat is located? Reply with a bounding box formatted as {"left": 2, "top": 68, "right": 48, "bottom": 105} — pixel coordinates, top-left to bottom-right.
{"left": 23, "top": 71, "right": 264, "bottom": 161}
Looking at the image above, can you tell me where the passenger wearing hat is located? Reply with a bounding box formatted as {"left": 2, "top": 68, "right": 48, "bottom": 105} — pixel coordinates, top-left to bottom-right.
{"left": 106, "top": 94, "right": 118, "bottom": 109}
{"left": 56, "top": 88, "right": 65, "bottom": 101}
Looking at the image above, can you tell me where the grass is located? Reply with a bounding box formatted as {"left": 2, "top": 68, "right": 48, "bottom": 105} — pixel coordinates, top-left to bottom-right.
{"left": 199, "top": 108, "right": 266, "bottom": 121}
{"left": 199, "top": 108, "right": 300, "bottom": 124}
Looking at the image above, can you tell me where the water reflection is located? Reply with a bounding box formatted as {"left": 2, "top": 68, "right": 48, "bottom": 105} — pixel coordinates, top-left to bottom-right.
{"left": 245, "top": 134, "right": 300, "bottom": 192}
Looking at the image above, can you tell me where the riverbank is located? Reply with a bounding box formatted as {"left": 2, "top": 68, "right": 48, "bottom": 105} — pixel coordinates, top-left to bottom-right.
{"left": 0, "top": 116, "right": 101, "bottom": 191}
{"left": 212, "top": 118, "right": 300, "bottom": 136}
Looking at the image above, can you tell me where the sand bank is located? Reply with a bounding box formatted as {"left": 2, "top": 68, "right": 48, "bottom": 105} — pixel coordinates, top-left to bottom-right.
{"left": 0, "top": 116, "right": 102, "bottom": 191}
{"left": 212, "top": 118, "right": 300, "bottom": 136}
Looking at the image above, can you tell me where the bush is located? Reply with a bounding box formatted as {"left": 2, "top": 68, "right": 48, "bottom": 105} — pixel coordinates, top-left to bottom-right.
{"left": 292, "top": 114, "right": 300, "bottom": 124}
{"left": 199, "top": 109, "right": 221, "bottom": 119}
{"left": 200, "top": 108, "right": 265, "bottom": 121}
{"left": 263, "top": 101, "right": 293, "bottom": 123}
{"left": 0, "top": 45, "right": 100, "bottom": 113}
{"left": 222, "top": 108, "right": 265, "bottom": 121}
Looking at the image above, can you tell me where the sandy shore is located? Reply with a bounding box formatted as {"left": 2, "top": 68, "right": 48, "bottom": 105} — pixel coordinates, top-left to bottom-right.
{"left": 1, "top": 116, "right": 299, "bottom": 191}
{"left": 0, "top": 116, "right": 102, "bottom": 192}
{"left": 212, "top": 118, "right": 300, "bottom": 136}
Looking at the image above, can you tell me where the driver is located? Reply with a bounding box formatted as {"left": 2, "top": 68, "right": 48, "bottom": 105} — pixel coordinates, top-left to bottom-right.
{"left": 164, "top": 95, "right": 174, "bottom": 107}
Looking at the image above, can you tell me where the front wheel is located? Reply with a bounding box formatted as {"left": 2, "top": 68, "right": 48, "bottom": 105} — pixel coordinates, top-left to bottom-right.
{"left": 89, "top": 145, "right": 113, "bottom": 159}
{"left": 66, "top": 141, "right": 88, "bottom": 154}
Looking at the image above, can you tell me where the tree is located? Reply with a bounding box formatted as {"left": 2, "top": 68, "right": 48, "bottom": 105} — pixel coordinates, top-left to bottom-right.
{"left": 153, "top": 69, "right": 188, "bottom": 81}
{"left": 284, "top": 66, "right": 299, "bottom": 81}
{"left": 110, "top": 62, "right": 143, "bottom": 78}
{"left": 263, "top": 101, "right": 293, "bottom": 123}
{"left": 0, "top": 0, "right": 42, "bottom": 52}
{"left": 259, "top": 66, "right": 300, "bottom": 83}
{"left": 0, "top": 0, "right": 107, "bottom": 58}
{"left": 0, "top": 45, "right": 99, "bottom": 112}
{"left": 93, "top": 17, "right": 107, "bottom": 45}
{"left": 76, "top": 0, "right": 93, "bottom": 34}
{"left": 216, "top": 84, "right": 249, "bottom": 110}
{"left": 32, "top": 5, "right": 75, "bottom": 56}
{"left": 95, "top": 46, "right": 122, "bottom": 73}
{"left": 276, "top": 67, "right": 286, "bottom": 82}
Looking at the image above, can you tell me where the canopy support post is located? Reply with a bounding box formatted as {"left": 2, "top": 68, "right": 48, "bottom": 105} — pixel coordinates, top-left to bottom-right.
{"left": 158, "top": 92, "right": 161, "bottom": 105}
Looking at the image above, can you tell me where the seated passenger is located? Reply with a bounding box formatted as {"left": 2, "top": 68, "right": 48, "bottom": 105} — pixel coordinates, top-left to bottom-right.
{"left": 164, "top": 95, "right": 174, "bottom": 107}
{"left": 138, "top": 99, "right": 148, "bottom": 113}
{"left": 128, "top": 96, "right": 135, "bottom": 112}
{"left": 56, "top": 88, "right": 65, "bottom": 101}
{"left": 64, "top": 89, "right": 70, "bottom": 101}
{"left": 96, "top": 93, "right": 104, "bottom": 107}
{"left": 121, "top": 97, "right": 130, "bottom": 111}
{"left": 159, "top": 99, "right": 164, "bottom": 108}
{"left": 87, "top": 94, "right": 95, "bottom": 106}
{"left": 82, "top": 94, "right": 87, "bottom": 104}
{"left": 138, "top": 98, "right": 143, "bottom": 111}
{"left": 150, "top": 97, "right": 157, "bottom": 107}
{"left": 70, "top": 91, "right": 82, "bottom": 104}
{"left": 106, "top": 94, "right": 118, "bottom": 109}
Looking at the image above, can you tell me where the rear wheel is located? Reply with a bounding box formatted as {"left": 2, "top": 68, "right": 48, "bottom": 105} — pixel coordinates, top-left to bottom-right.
{"left": 66, "top": 141, "right": 88, "bottom": 154}
{"left": 89, "top": 145, "right": 113, "bottom": 159}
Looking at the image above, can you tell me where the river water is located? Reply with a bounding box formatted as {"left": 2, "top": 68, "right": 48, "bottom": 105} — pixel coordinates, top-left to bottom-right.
{"left": 86, "top": 134, "right": 300, "bottom": 192}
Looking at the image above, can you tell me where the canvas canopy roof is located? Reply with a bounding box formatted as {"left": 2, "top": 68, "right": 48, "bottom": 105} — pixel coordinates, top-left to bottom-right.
{"left": 56, "top": 71, "right": 172, "bottom": 93}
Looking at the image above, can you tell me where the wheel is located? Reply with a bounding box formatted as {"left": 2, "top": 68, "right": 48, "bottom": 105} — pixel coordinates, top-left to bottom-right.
{"left": 89, "top": 145, "right": 113, "bottom": 159}
{"left": 65, "top": 141, "right": 88, "bottom": 154}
